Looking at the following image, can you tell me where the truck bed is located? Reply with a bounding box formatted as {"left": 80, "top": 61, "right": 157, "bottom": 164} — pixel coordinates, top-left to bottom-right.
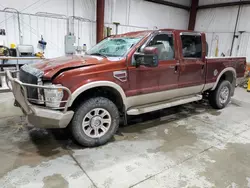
{"left": 205, "top": 56, "right": 246, "bottom": 85}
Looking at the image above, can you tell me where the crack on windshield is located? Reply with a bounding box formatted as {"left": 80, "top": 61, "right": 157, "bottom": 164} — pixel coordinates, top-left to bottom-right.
{"left": 87, "top": 37, "right": 142, "bottom": 57}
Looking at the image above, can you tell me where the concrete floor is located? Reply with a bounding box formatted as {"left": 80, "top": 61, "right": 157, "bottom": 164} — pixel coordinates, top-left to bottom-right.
{"left": 1, "top": 88, "right": 250, "bottom": 188}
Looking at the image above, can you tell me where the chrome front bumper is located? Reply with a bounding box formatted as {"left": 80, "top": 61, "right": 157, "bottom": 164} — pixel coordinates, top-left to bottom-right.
{"left": 6, "top": 70, "right": 74, "bottom": 128}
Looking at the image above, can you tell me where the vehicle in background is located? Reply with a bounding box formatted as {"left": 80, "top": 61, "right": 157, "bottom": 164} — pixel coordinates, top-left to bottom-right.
{"left": 6, "top": 29, "right": 246, "bottom": 147}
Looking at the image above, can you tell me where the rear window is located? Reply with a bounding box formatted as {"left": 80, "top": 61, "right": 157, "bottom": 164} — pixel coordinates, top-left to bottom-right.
{"left": 181, "top": 35, "right": 202, "bottom": 58}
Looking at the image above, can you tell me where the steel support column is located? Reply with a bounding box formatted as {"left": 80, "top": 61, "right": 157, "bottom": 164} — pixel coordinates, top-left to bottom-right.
{"left": 96, "top": 0, "right": 105, "bottom": 43}
{"left": 188, "top": 0, "right": 199, "bottom": 30}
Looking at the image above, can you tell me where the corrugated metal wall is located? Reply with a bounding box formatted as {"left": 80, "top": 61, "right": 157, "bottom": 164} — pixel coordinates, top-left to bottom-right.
{"left": 196, "top": 0, "right": 250, "bottom": 62}
{"left": 0, "top": 0, "right": 189, "bottom": 58}
{"left": 105, "top": 0, "right": 189, "bottom": 33}
{"left": 0, "top": 11, "right": 96, "bottom": 58}
{"left": 0, "top": 0, "right": 96, "bottom": 58}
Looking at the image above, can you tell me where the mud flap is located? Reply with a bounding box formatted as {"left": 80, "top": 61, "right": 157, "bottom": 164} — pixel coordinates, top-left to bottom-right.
{"left": 231, "top": 79, "right": 236, "bottom": 96}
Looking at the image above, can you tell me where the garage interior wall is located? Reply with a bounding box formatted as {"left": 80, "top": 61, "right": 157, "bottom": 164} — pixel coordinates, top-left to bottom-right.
{"left": 0, "top": 0, "right": 96, "bottom": 58}
{"left": 195, "top": 0, "right": 250, "bottom": 62}
{"left": 104, "top": 0, "right": 190, "bottom": 34}
{"left": 0, "top": 0, "right": 189, "bottom": 58}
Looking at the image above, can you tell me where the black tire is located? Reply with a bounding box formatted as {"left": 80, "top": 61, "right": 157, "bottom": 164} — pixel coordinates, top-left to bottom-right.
{"left": 209, "top": 80, "right": 232, "bottom": 109}
{"left": 70, "top": 97, "right": 119, "bottom": 147}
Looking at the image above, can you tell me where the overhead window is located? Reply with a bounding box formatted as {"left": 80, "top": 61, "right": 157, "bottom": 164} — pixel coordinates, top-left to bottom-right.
{"left": 181, "top": 34, "right": 202, "bottom": 58}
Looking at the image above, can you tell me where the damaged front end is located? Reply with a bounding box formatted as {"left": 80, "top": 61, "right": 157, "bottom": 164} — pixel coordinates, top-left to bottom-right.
{"left": 20, "top": 64, "right": 44, "bottom": 105}
{"left": 6, "top": 68, "right": 74, "bottom": 128}
{"left": 19, "top": 64, "right": 69, "bottom": 109}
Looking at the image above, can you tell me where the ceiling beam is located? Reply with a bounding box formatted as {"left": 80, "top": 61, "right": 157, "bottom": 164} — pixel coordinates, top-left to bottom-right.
{"left": 198, "top": 1, "right": 250, "bottom": 9}
{"left": 145, "top": 0, "right": 190, "bottom": 10}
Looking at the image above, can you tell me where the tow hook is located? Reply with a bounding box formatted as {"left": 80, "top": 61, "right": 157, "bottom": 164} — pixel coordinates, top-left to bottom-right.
{"left": 14, "top": 100, "right": 20, "bottom": 107}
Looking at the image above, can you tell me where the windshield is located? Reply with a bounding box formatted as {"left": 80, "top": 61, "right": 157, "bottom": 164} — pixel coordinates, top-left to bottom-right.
{"left": 87, "top": 37, "right": 142, "bottom": 57}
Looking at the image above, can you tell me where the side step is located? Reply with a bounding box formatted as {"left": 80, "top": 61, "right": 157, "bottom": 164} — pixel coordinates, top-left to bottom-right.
{"left": 127, "top": 95, "right": 203, "bottom": 115}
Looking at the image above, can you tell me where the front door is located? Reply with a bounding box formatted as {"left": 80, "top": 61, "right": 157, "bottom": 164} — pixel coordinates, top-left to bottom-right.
{"left": 154, "top": 33, "right": 179, "bottom": 93}
{"left": 178, "top": 32, "right": 206, "bottom": 94}
{"left": 126, "top": 32, "right": 179, "bottom": 107}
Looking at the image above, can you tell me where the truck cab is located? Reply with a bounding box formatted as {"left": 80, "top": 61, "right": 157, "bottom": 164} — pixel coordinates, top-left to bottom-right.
{"left": 6, "top": 29, "right": 246, "bottom": 147}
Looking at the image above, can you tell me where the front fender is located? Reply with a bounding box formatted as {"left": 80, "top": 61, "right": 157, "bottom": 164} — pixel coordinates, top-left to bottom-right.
{"left": 68, "top": 81, "right": 127, "bottom": 107}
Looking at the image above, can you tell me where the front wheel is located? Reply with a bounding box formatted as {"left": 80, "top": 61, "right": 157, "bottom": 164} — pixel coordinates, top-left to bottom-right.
{"left": 70, "top": 97, "right": 119, "bottom": 147}
{"left": 209, "top": 80, "right": 232, "bottom": 109}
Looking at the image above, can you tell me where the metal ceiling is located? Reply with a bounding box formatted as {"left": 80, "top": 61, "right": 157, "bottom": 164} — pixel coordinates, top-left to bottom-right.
{"left": 145, "top": 0, "right": 250, "bottom": 10}
{"left": 144, "top": 0, "right": 190, "bottom": 10}
{"left": 198, "top": 1, "right": 250, "bottom": 9}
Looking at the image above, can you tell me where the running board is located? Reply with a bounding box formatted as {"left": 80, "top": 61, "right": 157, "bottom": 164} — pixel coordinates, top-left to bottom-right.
{"left": 127, "top": 95, "right": 203, "bottom": 115}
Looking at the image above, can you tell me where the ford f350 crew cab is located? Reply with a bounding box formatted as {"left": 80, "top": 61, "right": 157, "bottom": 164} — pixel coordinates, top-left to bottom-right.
{"left": 6, "top": 29, "right": 246, "bottom": 147}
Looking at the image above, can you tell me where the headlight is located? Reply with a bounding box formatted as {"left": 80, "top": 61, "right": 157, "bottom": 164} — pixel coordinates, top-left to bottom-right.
{"left": 44, "top": 83, "right": 64, "bottom": 108}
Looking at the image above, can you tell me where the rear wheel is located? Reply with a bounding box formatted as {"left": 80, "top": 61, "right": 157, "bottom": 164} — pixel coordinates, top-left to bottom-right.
{"left": 71, "top": 97, "right": 119, "bottom": 147}
{"left": 209, "top": 80, "right": 232, "bottom": 109}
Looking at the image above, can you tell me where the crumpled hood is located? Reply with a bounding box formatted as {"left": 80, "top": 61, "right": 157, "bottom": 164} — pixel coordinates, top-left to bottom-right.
{"left": 31, "top": 55, "right": 104, "bottom": 79}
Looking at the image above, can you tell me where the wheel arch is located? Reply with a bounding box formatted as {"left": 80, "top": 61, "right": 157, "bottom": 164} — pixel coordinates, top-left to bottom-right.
{"left": 211, "top": 67, "right": 236, "bottom": 90}
{"left": 69, "top": 81, "right": 127, "bottom": 112}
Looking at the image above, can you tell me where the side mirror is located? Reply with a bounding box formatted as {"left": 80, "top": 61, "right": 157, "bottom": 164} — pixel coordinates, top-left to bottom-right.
{"left": 134, "top": 47, "right": 159, "bottom": 67}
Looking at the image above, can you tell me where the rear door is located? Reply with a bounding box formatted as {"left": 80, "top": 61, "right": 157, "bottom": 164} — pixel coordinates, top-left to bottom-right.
{"left": 178, "top": 32, "right": 206, "bottom": 94}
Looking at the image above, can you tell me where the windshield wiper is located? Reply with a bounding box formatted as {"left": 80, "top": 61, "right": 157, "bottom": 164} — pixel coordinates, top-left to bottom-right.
{"left": 89, "top": 53, "right": 107, "bottom": 58}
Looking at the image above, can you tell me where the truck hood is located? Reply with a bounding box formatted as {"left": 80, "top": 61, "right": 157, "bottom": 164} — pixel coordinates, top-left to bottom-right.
{"left": 31, "top": 55, "right": 107, "bottom": 79}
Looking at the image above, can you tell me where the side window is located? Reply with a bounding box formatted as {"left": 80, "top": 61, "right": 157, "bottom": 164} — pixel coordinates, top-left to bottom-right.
{"left": 181, "top": 34, "right": 202, "bottom": 58}
{"left": 147, "top": 34, "right": 174, "bottom": 60}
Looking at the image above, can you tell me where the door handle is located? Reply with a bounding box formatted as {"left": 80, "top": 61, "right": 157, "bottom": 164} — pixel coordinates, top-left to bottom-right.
{"left": 169, "top": 65, "right": 178, "bottom": 73}
{"left": 201, "top": 64, "right": 205, "bottom": 74}
{"left": 174, "top": 65, "right": 178, "bottom": 73}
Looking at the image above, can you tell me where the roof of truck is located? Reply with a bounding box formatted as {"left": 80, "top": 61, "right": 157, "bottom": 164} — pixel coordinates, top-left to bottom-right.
{"left": 113, "top": 29, "right": 203, "bottom": 38}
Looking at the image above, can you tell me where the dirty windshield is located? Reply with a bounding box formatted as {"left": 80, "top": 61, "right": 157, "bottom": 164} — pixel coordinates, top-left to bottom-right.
{"left": 87, "top": 37, "right": 142, "bottom": 57}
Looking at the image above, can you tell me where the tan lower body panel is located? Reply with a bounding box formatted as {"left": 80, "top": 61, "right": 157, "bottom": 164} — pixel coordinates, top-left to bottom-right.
{"left": 125, "top": 84, "right": 205, "bottom": 109}
{"left": 127, "top": 94, "right": 203, "bottom": 115}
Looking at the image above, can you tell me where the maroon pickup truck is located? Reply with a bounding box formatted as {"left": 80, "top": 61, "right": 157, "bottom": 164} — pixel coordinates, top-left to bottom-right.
{"left": 6, "top": 29, "right": 246, "bottom": 147}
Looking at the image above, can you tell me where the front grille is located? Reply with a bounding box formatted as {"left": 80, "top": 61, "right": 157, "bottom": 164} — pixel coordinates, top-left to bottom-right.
{"left": 19, "top": 65, "right": 44, "bottom": 102}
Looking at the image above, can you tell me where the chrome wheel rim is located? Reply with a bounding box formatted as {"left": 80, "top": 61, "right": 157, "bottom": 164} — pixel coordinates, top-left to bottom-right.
{"left": 219, "top": 86, "right": 229, "bottom": 104}
{"left": 82, "top": 108, "right": 111, "bottom": 138}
